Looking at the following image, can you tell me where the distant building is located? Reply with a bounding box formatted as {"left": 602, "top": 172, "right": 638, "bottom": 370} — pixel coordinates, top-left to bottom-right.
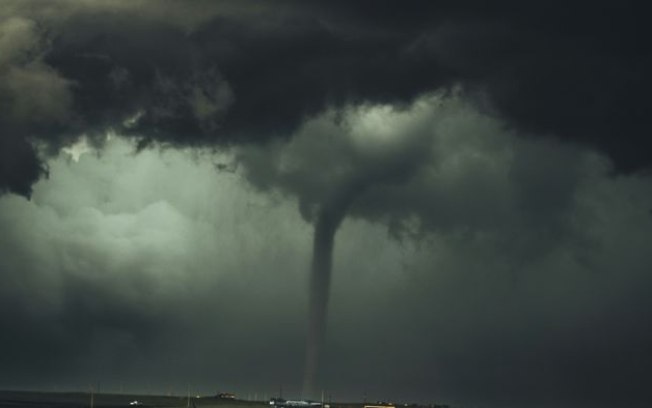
{"left": 217, "top": 393, "right": 236, "bottom": 399}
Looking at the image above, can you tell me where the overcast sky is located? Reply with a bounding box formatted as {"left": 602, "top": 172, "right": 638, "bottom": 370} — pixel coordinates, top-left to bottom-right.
{"left": 1, "top": 1, "right": 652, "bottom": 407}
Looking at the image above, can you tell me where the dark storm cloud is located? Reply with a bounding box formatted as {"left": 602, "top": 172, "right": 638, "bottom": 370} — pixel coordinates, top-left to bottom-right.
{"left": 0, "top": 16, "right": 72, "bottom": 196}
{"left": 237, "top": 93, "right": 587, "bottom": 268}
{"left": 422, "top": 1, "right": 652, "bottom": 172}
{"left": 3, "top": 0, "right": 649, "bottom": 196}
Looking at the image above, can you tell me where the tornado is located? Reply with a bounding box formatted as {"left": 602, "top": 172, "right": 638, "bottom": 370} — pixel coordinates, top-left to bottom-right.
{"left": 302, "top": 182, "right": 363, "bottom": 398}
{"left": 299, "top": 109, "right": 428, "bottom": 397}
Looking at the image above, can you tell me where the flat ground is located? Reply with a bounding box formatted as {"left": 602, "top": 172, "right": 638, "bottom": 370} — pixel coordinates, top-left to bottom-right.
{"left": 0, "top": 391, "right": 268, "bottom": 408}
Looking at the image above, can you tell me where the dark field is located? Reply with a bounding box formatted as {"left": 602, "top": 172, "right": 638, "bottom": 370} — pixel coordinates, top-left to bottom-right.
{"left": 0, "top": 391, "right": 445, "bottom": 408}
{"left": 0, "top": 391, "right": 270, "bottom": 408}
